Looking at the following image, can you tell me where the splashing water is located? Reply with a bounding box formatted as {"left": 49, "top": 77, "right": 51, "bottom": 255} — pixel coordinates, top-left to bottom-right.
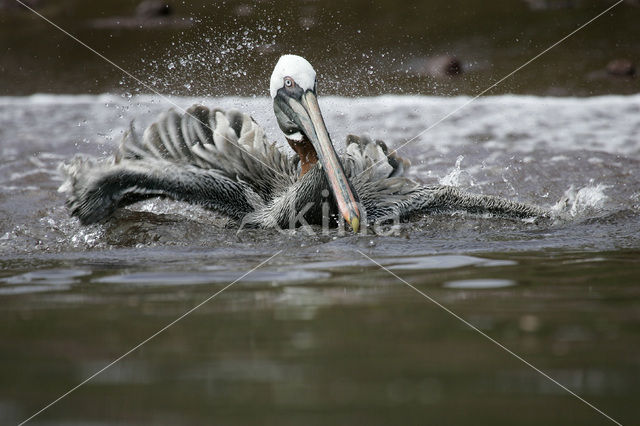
{"left": 551, "top": 184, "right": 610, "bottom": 218}
{"left": 1, "top": 94, "right": 639, "bottom": 255}
{"left": 439, "top": 155, "right": 475, "bottom": 188}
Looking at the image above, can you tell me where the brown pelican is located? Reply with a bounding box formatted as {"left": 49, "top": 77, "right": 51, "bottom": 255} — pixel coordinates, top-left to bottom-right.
{"left": 59, "top": 55, "right": 546, "bottom": 232}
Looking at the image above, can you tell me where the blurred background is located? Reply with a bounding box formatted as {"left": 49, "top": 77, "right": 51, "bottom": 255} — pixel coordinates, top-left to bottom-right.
{"left": 0, "top": 0, "right": 638, "bottom": 97}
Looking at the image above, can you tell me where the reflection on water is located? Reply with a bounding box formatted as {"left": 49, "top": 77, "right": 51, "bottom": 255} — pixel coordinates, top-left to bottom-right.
{"left": 0, "top": 269, "right": 89, "bottom": 295}
{"left": 94, "top": 269, "right": 331, "bottom": 286}
{"left": 1, "top": 250, "right": 639, "bottom": 424}
{"left": 443, "top": 278, "right": 516, "bottom": 289}
{"left": 387, "top": 255, "right": 517, "bottom": 270}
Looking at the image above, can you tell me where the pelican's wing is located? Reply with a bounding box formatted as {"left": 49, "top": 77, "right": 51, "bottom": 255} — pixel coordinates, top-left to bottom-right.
{"left": 58, "top": 154, "right": 264, "bottom": 225}
{"left": 117, "top": 105, "right": 297, "bottom": 196}
{"left": 342, "top": 135, "right": 547, "bottom": 222}
{"left": 58, "top": 105, "right": 296, "bottom": 225}
{"left": 343, "top": 134, "right": 411, "bottom": 180}
{"left": 342, "top": 134, "right": 422, "bottom": 221}
{"left": 400, "top": 185, "right": 548, "bottom": 219}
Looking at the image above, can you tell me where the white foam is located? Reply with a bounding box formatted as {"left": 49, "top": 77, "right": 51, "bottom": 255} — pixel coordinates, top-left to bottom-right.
{"left": 2, "top": 93, "right": 638, "bottom": 156}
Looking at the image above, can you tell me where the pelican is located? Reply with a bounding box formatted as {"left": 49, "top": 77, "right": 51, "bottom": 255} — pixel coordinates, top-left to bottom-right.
{"left": 59, "top": 55, "right": 546, "bottom": 232}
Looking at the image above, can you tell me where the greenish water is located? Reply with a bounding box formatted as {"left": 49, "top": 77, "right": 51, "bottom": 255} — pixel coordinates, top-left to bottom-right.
{"left": 1, "top": 249, "right": 639, "bottom": 425}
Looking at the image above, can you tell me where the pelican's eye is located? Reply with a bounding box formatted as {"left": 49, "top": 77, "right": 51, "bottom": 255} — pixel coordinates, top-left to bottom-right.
{"left": 284, "top": 77, "right": 294, "bottom": 88}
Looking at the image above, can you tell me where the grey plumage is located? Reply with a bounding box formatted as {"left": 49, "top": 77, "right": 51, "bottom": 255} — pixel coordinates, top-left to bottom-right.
{"left": 59, "top": 105, "right": 547, "bottom": 229}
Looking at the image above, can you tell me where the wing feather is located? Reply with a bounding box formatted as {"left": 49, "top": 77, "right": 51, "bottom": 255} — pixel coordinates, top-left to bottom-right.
{"left": 116, "top": 105, "right": 297, "bottom": 198}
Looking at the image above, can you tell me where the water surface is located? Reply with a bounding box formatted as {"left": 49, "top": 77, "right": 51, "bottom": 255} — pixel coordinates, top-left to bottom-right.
{"left": 0, "top": 93, "right": 639, "bottom": 424}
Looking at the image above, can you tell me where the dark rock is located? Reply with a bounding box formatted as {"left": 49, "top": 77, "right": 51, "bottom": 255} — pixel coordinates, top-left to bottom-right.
{"left": 408, "top": 55, "right": 463, "bottom": 78}
{"left": 437, "top": 56, "right": 463, "bottom": 76}
{"left": 90, "top": 1, "right": 192, "bottom": 30}
{"left": 135, "top": 0, "right": 172, "bottom": 18}
{"left": 606, "top": 59, "right": 636, "bottom": 77}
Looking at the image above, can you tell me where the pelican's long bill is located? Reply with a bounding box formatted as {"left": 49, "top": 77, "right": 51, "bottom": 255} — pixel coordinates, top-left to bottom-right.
{"left": 285, "top": 90, "right": 361, "bottom": 232}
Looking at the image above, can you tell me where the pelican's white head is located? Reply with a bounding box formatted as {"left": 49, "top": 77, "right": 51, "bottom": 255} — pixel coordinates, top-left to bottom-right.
{"left": 270, "top": 55, "right": 316, "bottom": 98}
{"left": 269, "top": 54, "right": 361, "bottom": 233}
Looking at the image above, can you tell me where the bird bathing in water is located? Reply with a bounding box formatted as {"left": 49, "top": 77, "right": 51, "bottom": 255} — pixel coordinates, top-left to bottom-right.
{"left": 59, "top": 55, "right": 547, "bottom": 232}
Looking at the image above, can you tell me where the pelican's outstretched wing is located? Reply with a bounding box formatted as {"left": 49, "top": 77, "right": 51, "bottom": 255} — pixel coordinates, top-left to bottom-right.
{"left": 59, "top": 106, "right": 295, "bottom": 225}
{"left": 342, "top": 135, "right": 547, "bottom": 222}
{"left": 117, "top": 105, "right": 297, "bottom": 196}
{"left": 405, "top": 185, "right": 547, "bottom": 219}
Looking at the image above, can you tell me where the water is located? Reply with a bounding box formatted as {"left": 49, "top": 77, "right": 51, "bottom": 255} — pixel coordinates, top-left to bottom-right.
{"left": 3, "top": 0, "right": 640, "bottom": 97}
{"left": 1, "top": 93, "right": 639, "bottom": 425}
{"left": 5, "top": 0, "right": 640, "bottom": 423}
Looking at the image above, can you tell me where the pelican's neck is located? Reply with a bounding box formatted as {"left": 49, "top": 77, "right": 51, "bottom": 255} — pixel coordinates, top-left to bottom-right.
{"left": 287, "top": 136, "right": 318, "bottom": 178}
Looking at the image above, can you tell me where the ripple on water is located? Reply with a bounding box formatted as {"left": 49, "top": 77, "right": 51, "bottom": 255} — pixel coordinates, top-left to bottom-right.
{"left": 93, "top": 269, "right": 330, "bottom": 287}
{"left": 285, "top": 255, "right": 516, "bottom": 274}
{"left": 386, "top": 255, "right": 517, "bottom": 271}
{"left": 443, "top": 279, "right": 517, "bottom": 289}
{"left": 0, "top": 269, "right": 90, "bottom": 295}
{"left": 288, "top": 259, "right": 380, "bottom": 271}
